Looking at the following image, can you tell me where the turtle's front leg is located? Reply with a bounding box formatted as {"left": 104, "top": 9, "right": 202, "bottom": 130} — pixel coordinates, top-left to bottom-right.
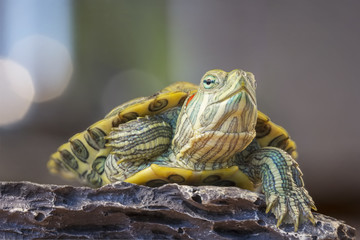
{"left": 238, "top": 147, "right": 317, "bottom": 231}
{"left": 105, "top": 115, "right": 173, "bottom": 182}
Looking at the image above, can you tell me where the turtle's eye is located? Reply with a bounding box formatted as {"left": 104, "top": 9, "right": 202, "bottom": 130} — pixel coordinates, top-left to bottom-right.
{"left": 202, "top": 75, "right": 218, "bottom": 89}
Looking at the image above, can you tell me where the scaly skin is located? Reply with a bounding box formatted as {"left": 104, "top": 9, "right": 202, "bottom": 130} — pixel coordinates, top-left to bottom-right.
{"left": 172, "top": 69, "right": 258, "bottom": 170}
{"left": 236, "top": 146, "right": 316, "bottom": 231}
{"left": 105, "top": 69, "right": 316, "bottom": 231}
{"left": 49, "top": 69, "right": 316, "bottom": 232}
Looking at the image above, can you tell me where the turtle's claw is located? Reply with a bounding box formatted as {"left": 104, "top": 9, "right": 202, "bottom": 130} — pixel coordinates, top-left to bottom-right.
{"left": 265, "top": 187, "right": 316, "bottom": 232}
{"left": 293, "top": 215, "right": 300, "bottom": 232}
{"left": 265, "top": 194, "right": 278, "bottom": 214}
{"left": 305, "top": 209, "right": 316, "bottom": 226}
{"left": 276, "top": 212, "right": 286, "bottom": 228}
{"left": 311, "top": 203, "right": 318, "bottom": 211}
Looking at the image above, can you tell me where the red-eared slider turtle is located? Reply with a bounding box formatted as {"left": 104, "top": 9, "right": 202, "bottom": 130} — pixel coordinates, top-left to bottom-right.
{"left": 48, "top": 69, "right": 316, "bottom": 231}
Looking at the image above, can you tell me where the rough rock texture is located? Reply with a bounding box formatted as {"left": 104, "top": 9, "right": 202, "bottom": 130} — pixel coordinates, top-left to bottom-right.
{"left": 0, "top": 181, "right": 356, "bottom": 240}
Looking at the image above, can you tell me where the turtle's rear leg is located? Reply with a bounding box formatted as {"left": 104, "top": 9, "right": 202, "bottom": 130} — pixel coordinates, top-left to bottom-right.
{"left": 105, "top": 116, "right": 173, "bottom": 182}
{"left": 236, "top": 147, "right": 316, "bottom": 231}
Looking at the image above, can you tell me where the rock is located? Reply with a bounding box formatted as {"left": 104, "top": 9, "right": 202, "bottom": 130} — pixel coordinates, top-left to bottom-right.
{"left": 0, "top": 181, "right": 356, "bottom": 239}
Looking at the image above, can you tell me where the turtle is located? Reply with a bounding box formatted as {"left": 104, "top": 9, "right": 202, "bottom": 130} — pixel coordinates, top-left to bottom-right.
{"left": 48, "top": 69, "right": 316, "bottom": 231}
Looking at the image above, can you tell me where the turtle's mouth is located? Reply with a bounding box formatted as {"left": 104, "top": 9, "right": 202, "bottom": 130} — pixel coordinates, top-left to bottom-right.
{"left": 212, "top": 85, "right": 256, "bottom": 105}
{"left": 235, "top": 86, "right": 256, "bottom": 103}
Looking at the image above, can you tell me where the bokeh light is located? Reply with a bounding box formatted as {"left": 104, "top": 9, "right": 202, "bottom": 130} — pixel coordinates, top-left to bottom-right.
{"left": 0, "top": 59, "right": 35, "bottom": 126}
{"left": 8, "top": 35, "right": 73, "bottom": 102}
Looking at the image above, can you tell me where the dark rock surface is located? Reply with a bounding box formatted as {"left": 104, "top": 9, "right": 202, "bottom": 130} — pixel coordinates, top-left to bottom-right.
{"left": 0, "top": 181, "right": 356, "bottom": 239}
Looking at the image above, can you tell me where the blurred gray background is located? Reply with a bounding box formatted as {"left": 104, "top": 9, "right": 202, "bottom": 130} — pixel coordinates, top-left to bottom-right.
{"left": 0, "top": 0, "right": 359, "bottom": 232}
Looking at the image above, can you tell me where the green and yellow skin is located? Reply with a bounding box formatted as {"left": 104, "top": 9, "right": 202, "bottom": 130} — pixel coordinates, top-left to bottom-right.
{"left": 48, "top": 69, "right": 315, "bottom": 231}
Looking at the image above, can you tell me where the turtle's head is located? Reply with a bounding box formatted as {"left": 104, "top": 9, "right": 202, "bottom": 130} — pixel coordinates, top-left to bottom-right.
{"left": 188, "top": 69, "right": 257, "bottom": 135}
{"left": 172, "top": 69, "right": 258, "bottom": 170}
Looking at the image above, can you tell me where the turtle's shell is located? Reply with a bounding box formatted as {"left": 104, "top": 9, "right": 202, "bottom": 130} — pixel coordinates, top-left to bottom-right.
{"left": 48, "top": 82, "right": 297, "bottom": 187}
